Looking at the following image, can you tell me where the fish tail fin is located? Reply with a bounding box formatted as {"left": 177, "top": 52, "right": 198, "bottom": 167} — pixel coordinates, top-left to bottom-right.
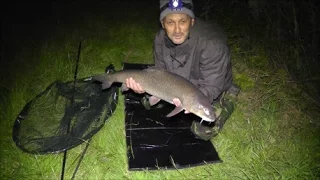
{"left": 92, "top": 74, "right": 113, "bottom": 89}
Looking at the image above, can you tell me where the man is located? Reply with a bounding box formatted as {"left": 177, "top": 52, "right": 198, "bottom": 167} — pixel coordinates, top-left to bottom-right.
{"left": 126, "top": 0, "right": 240, "bottom": 141}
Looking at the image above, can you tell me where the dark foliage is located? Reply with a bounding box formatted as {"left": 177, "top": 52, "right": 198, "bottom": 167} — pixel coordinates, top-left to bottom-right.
{"left": 194, "top": 0, "right": 320, "bottom": 105}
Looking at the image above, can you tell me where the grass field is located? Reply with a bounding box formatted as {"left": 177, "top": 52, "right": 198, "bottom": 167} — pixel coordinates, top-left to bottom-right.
{"left": 1, "top": 1, "right": 319, "bottom": 179}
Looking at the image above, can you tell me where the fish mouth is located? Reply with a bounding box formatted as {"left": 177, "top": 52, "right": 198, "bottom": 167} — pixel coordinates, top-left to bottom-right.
{"left": 201, "top": 116, "right": 215, "bottom": 123}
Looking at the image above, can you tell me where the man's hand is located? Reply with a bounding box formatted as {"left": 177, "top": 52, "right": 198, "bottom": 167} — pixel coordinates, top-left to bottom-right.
{"left": 126, "top": 79, "right": 189, "bottom": 114}
{"left": 126, "top": 77, "right": 145, "bottom": 94}
{"left": 172, "top": 98, "right": 190, "bottom": 114}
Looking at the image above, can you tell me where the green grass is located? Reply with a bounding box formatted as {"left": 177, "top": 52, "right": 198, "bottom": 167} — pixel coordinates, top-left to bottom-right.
{"left": 1, "top": 2, "right": 319, "bottom": 179}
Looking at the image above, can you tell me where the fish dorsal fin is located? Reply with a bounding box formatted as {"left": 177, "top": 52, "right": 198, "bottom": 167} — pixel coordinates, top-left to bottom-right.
{"left": 166, "top": 105, "right": 184, "bottom": 117}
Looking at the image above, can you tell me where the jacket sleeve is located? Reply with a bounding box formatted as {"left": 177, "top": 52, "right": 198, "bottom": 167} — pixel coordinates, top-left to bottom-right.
{"left": 190, "top": 39, "right": 231, "bottom": 102}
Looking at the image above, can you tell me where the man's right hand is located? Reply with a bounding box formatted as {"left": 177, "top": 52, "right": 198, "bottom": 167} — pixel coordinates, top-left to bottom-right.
{"left": 126, "top": 77, "right": 145, "bottom": 94}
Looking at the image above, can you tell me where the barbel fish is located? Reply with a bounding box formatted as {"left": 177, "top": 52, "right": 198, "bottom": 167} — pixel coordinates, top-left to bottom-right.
{"left": 92, "top": 68, "right": 215, "bottom": 122}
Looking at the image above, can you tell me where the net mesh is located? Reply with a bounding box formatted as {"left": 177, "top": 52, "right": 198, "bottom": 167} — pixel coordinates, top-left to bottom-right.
{"left": 12, "top": 66, "right": 119, "bottom": 154}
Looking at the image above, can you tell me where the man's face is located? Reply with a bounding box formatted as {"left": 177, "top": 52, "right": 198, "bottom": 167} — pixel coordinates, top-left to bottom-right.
{"left": 161, "top": 13, "right": 194, "bottom": 45}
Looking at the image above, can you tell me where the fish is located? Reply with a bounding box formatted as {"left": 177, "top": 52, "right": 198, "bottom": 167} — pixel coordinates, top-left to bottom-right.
{"left": 92, "top": 67, "right": 216, "bottom": 122}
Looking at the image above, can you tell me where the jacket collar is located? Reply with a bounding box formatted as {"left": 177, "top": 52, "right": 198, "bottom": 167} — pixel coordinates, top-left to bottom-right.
{"left": 164, "top": 32, "right": 194, "bottom": 66}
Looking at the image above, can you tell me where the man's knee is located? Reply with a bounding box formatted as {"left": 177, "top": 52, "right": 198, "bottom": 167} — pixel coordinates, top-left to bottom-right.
{"left": 190, "top": 121, "right": 218, "bottom": 141}
{"left": 190, "top": 84, "right": 240, "bottom": 140}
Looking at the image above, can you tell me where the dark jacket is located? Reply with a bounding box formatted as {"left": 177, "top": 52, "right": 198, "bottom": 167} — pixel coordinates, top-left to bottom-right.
{"left": 153, "top": 18, "right": 233, "bottom": 103}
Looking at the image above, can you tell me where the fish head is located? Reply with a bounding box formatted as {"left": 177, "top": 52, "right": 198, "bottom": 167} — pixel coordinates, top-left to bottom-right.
{"left": 189, "top": 97, "right": 216, "bottom": 122}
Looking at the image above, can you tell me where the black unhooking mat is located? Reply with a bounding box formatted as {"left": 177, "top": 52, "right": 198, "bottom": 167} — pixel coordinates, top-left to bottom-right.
{"left": 123, "top": 63, "right": 222, "bottom": 171}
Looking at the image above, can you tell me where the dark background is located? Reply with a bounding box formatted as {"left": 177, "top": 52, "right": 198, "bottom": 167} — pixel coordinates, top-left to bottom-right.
{"left": 1, "top": 0, "right": 319, "bottom": 104}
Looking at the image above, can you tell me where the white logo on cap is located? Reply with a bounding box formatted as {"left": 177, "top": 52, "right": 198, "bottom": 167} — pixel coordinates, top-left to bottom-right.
{"left": 173, "top": 0, "right": 179, "bottom": 8}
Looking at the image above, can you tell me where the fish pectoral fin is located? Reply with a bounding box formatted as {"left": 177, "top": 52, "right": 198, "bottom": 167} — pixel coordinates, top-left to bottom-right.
{"left": 121, "top": 84, "right": 129, "bottom": 92}
{"left": 166, "top": 106, "right": 184, "bottom": 117}
{"left": 149, "top": 96, "right": 161, "bottom": 106}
